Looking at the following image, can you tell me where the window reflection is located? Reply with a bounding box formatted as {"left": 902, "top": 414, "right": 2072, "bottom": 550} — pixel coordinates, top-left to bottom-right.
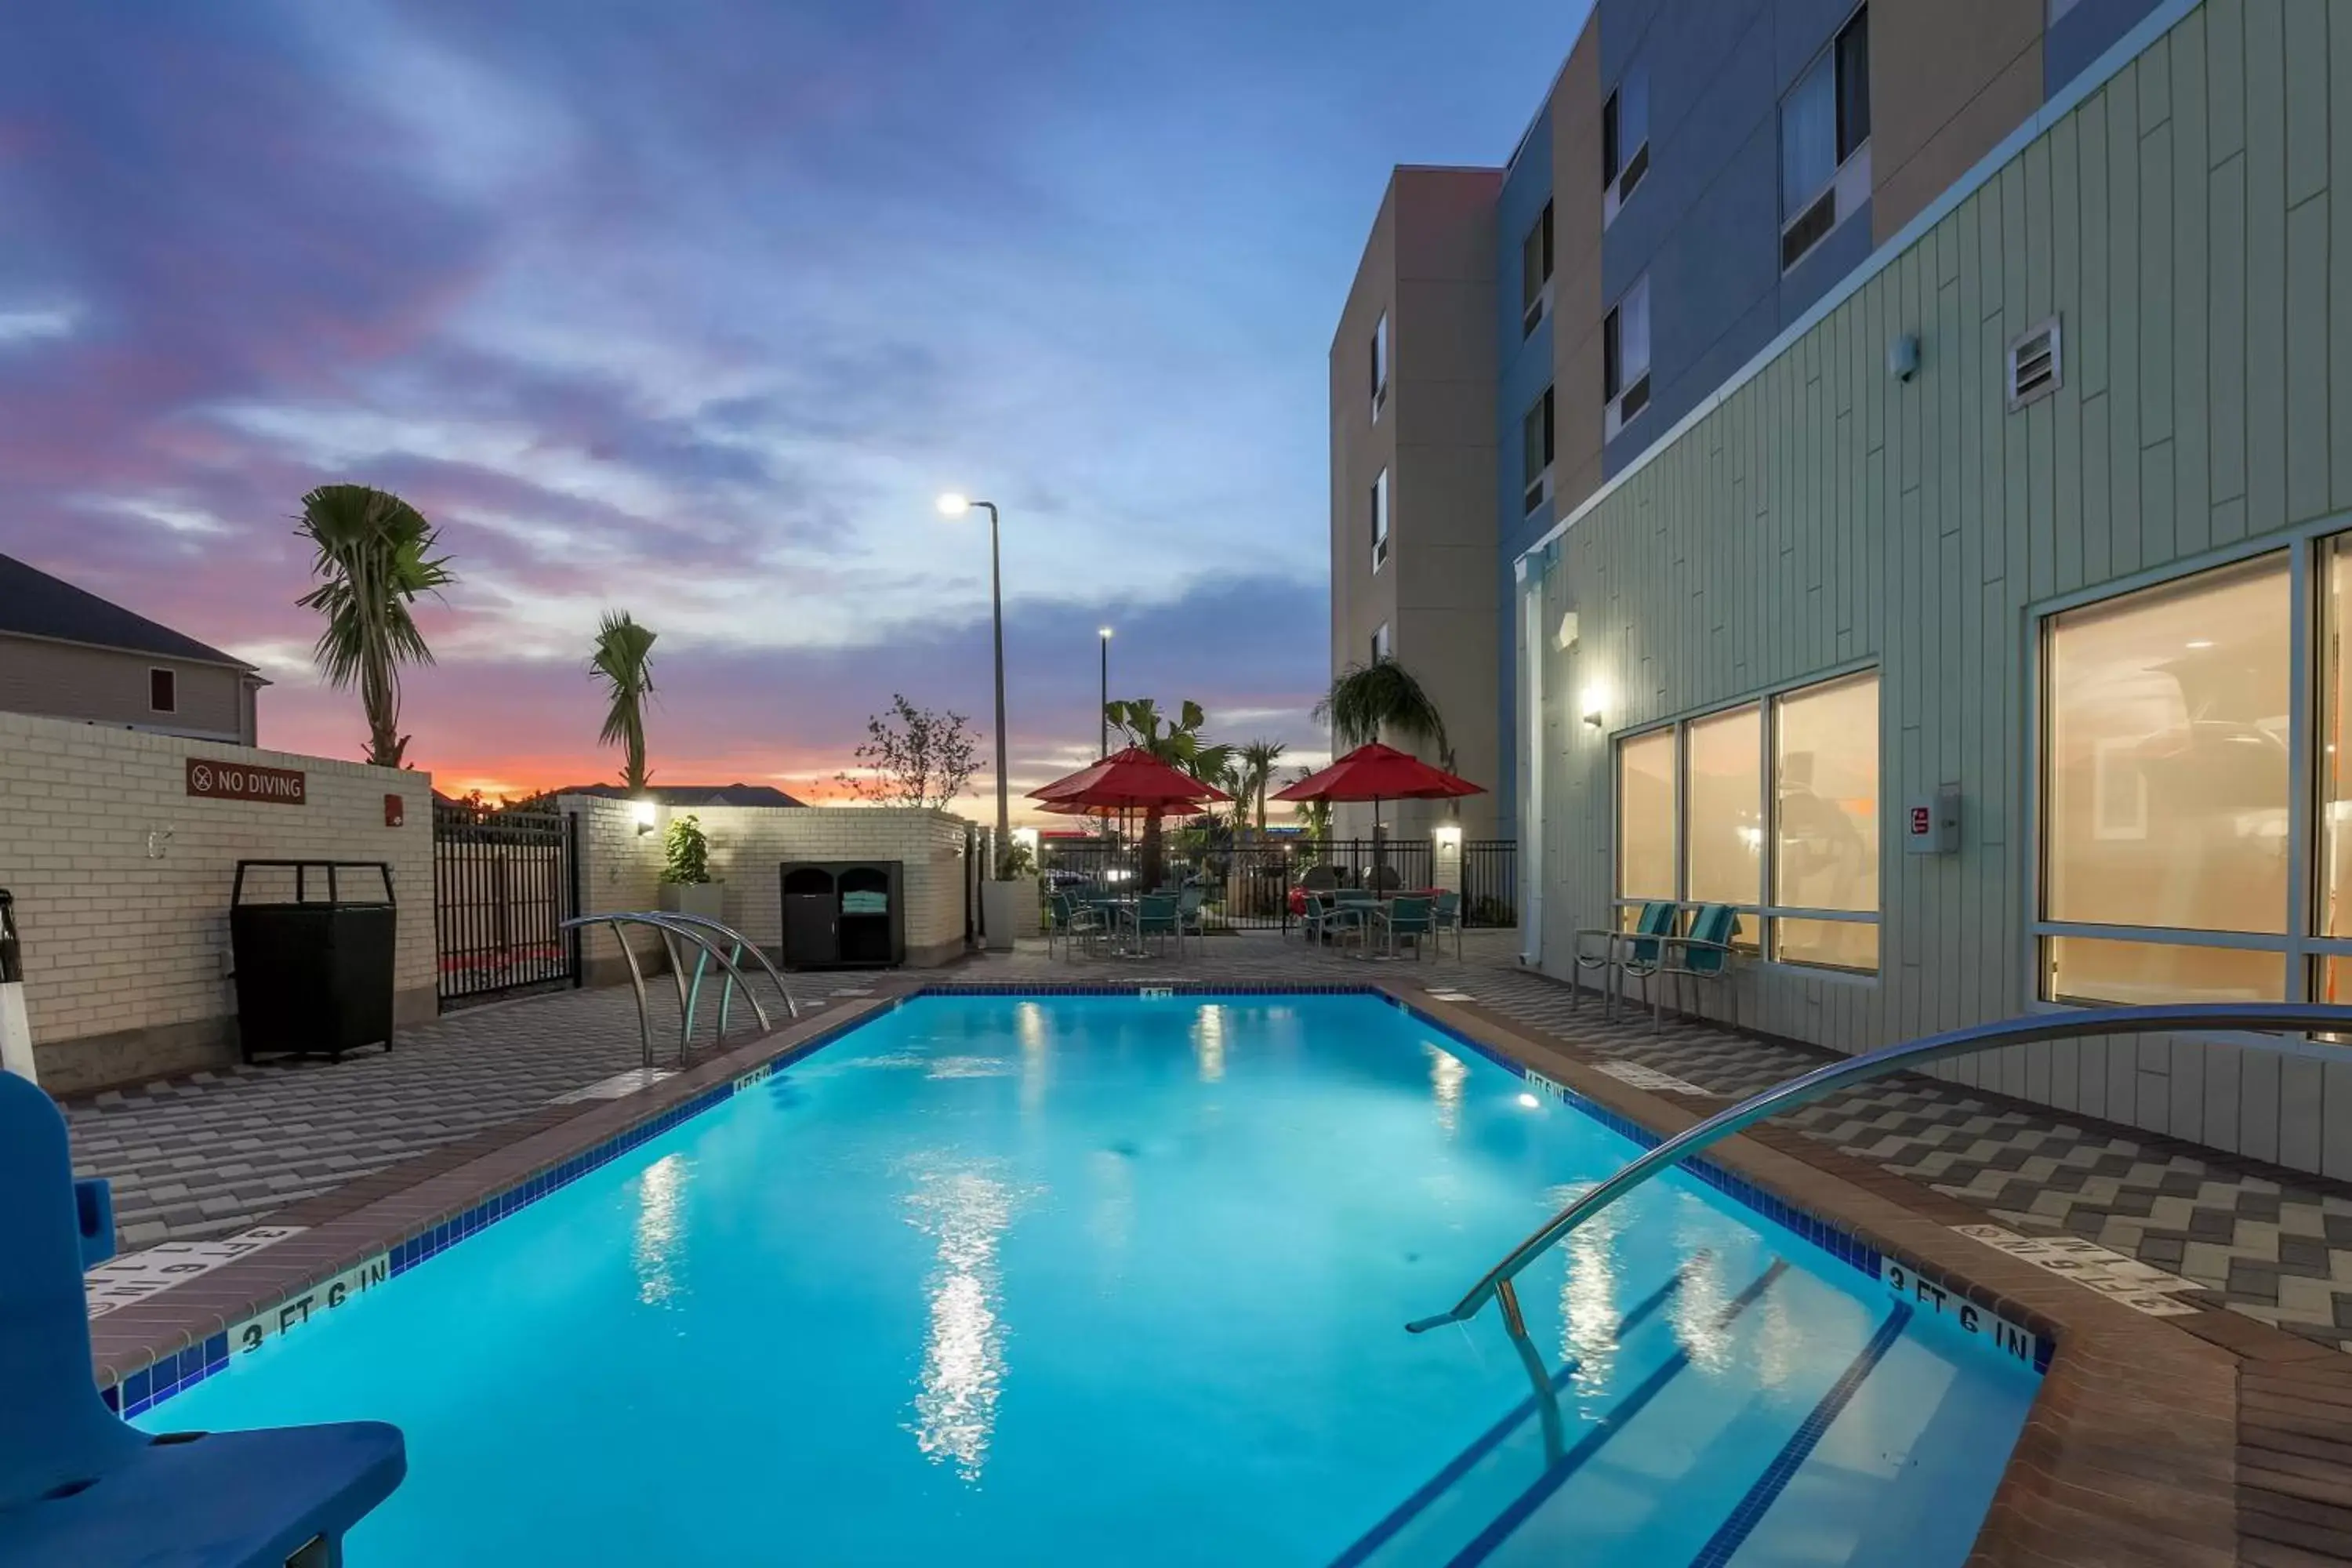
{"left": 2045, "top": 554, "right": 2290, "bottom": 935}
{"left": 2321, "top": 541, "right": 2352, "bottom": 941}
{"left": 1773, "top": 673, "right": 1879, "bottom": 917}
{"left": 1686, "top": 704, "right": 1762, "bottom": 909}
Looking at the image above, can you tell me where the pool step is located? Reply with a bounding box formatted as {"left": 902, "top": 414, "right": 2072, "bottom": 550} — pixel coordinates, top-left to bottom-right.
{"left": 1337, "top": 1257, "right": 1936, "bottom": 1568}
{"left": 1328, "top": 1256, "right": 1773, "bottom": 1568}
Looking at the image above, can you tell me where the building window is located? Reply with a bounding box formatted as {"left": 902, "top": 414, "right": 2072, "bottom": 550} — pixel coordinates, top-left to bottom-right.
{"left": 1603, "top": 275, "right": 1651, "bottom": 436}
{"left": 1773, "top": 672, "right": 1880, "bottom": 971}
{"left": 1686, "top": 703, "right": 1764, "bottom": 913}
{"left": 2040, "top": 553, "right": 2292, "bottom": 1004}
{"left": 1370, "top": 622, "right": 1392, "bottom": 664}
{"left": 1370, "top": 310, "right": 1388, "bottom": 419}
{"left": 1370, "top": 469, "right": 1390, "bottom": 573}
{"left": 1521, "top": 201, "right": 1554, "bottom": 336}
{"left": 1780, "top": 6, "right": 1871, "bottom": 270}
{"left": 1616, "top": 727, "right": 1678, "bottom": 910}
{"left": 1611, "top": 670, "right": 1882, "bottom": 972}
{"left": 1602, "top": 65, "right": 1650, "bottom": 219}
{"left": 1521, "top": 385, "right": 1555, "bottom": 514}
{"left": 148, "top": 668, "right": 177, "bottom": 714}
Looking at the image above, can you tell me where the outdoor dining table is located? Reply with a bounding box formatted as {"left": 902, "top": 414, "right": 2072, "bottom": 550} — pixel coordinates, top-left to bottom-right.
{"left": 1082, "top": 895, "right": 1155, "bottom": 959}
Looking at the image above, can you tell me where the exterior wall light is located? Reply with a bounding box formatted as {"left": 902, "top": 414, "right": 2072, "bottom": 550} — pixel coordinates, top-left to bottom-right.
{"left": 1581, "top": 682, "right": 1608, "bottom": 729}
{"left": 631, "top": 799, "right": 658, "bottom": 836}
{"left": 1433, "top": 823, "right": 1463, "bottom": 848}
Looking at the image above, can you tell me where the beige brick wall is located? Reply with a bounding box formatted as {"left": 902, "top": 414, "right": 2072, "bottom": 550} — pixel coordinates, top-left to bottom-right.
{"left": 563, "top": 798, "right": 975, "bottom": 968}
{"left": 0, "top": 710, "right": 434, "bottom": 1092}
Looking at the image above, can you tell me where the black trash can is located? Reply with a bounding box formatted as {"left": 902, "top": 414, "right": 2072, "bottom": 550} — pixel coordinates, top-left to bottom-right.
{"left": 230, "top": 861, "right": 397, "bottom": 1063}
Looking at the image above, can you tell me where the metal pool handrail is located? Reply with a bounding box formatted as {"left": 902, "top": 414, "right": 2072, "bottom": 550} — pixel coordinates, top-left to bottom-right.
{"left": 559, "top": 913, "right": 773, "bottom": 1070}
{"left": 652, "top": 911, "right": 800, "bottom": 1035}
{"left": 1406, "top": 1003, "right": 2352, "bottom": 1338}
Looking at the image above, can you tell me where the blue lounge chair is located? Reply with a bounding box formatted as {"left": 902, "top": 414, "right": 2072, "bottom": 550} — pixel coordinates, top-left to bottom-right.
{"left": 1572, "top": 900, "right": 1678, "bottom": 1016}
{"left": 0, "top": 1069, "right": 407, "bottom": 1568}
{"left": 1661, "top": 903, "right": 1744, "bottom": 1028}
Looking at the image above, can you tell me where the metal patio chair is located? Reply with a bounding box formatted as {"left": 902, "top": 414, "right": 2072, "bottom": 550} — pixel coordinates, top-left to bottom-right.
{"left": 1431, "top": 889, "right": 1465, "bottom": 960}
{"left": 1134, "top": 893, "right": 1183, "bottom": 958}
{"left": 1572, "top": 900, "right": 1678, "bottom": 1016}
{"left": 1660, "top": 903, "right": 1744, "bottom": 1028}
{"left": 1374, "top": 895, "right": 1437, "bottom": 960}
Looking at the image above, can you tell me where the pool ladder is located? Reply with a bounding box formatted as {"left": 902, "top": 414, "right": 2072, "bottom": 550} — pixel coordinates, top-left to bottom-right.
{"left": 1408, "top": 1002, "right": 2352, "bottom": 1456}
{"left": 559, "top": 912, "right": 799, "bottom": 1071}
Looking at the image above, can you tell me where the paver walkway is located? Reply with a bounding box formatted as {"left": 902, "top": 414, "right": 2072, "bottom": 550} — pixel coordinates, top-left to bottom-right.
{"left": 60, "top": 928, "right": 2352, "bottom": 1349}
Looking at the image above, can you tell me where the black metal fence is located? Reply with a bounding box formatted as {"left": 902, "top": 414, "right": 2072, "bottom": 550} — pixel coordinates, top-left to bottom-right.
{"left": 433, "top": 804, "right": 579, "bottom": 1007}
{"left": 1035, "top": 836, "right": 1518, "bottom": 932}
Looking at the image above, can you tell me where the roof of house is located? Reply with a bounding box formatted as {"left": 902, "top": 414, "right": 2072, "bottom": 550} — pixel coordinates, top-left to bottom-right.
{"left": 0, "top": 552, "right": 253, "bottom": 670}
{"left": 558, "top": 782, "right": 809, "bottom": 808}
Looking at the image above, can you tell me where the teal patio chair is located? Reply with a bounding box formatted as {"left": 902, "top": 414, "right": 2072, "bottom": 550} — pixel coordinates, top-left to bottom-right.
{"left": 1047, "top": 891, "right": 1107, "bottom": 960}
{"left": 1134, "top": 893, "right": 1183, "bottom": 958}
{"left": 1176, "top": 884, "right": 1208, "bottom": 940}
{"left": 1431, "top": 890, "right": 1464, "bottom": 960}
{"left": 1301, "top": 892, "right": 1365, "bottom": 949}
{"left": 1661, "top": 903, "right": 1744, "bottom": 1029}
{"left": 1376, "top": 895, "right": 1436, "bottom": 960}
{"left": 1572, "top": 901, "right": 1678, "bottom": 1016}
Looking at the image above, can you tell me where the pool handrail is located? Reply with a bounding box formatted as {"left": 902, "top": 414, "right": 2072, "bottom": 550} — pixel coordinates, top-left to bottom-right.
{"left": 1406, "top": 1002, "right": 2352, "bottom": 1337}
{"left": 654, "top": 911, "right": 800, "bottom": 1036}
{"left": 559, "top": 913, "right": 773, "bottom": 1069}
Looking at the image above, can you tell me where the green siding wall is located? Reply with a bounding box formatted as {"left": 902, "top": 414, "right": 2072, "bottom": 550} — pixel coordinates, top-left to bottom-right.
{"left": 1529, "top": 0, "right": 2352, "bottom": 1176}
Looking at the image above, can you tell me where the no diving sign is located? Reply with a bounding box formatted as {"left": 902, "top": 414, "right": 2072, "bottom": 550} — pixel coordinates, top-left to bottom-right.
{"left": 186, "top": 757, "right": 307, "bottom": 806}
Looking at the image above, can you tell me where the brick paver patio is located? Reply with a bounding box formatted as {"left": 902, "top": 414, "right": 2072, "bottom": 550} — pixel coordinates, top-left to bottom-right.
{"left": 61, "top": 927, "right": 2352, "bottom": 1350}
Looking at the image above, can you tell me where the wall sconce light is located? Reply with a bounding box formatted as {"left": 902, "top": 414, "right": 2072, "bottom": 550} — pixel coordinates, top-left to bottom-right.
{"left": 630, "top": 800, "right": 659, "bottom": 837}
{"left": 1888, "top": 332, "right": 1921, "bottom": 382}
{"left": 1433, "top": 823, "right": 1463, "bottom": 849}
{"left": 1581, "top": 682, "right": 1608, "bottom": 729}
{"left": 1554, "top": 611, "right": 1580, "bottom": 652}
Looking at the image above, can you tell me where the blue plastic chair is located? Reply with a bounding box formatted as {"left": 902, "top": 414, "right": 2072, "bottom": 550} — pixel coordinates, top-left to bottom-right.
{"left": 0, "top": 1070, "right": 407, "bottom": 1567}
{"left": 1134, "top": 894, "right": 1183, "bottom": 957}
{"left": 1375, "top": 895, "right": 1437, "bottom": 960}
{"left": 1431, "top": 891, "right": 1464, "bottom": 960}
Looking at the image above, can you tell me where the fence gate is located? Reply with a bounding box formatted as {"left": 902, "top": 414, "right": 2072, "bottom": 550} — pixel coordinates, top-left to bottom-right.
{"left": 433, "top": 804, "right": 580, "bottom": 1008}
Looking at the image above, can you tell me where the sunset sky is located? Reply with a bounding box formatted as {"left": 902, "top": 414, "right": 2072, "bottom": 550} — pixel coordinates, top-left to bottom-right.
{"left": 1, "top": 1, "right": 1586, "bottom": 817}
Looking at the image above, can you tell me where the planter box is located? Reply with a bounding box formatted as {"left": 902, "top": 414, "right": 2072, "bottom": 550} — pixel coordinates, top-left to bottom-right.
{"left": 659, "top": 881, "right": 727, "bottom": 925}
{"left": 979, "top": 876, "right": 1040, "bottom": 949}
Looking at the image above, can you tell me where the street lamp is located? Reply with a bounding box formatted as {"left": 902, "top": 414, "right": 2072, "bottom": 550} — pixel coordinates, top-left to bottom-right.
{"left": 937, "top": 492, "right": 1011, "bottom": 862}
{"left": 1098, "top": 626, "right": 1112, "bottom": 758}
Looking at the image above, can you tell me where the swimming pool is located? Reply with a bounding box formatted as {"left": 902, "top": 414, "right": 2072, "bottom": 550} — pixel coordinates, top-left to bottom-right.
{"left": 140, "top": 992, "right": 2040, "bottom": 1565}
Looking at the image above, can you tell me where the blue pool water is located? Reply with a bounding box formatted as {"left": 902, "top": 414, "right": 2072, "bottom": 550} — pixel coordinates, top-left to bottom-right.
{"left": 143, "top": 994, "right": 2038, "bottom": 1565}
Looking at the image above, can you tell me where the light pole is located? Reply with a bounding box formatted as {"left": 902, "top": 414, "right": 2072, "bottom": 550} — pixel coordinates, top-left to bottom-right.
{"left": 1098, "top": 626, "right": 1112, "bottom": 758}
{"left": 938, "top": 492, "right": 1010, "bottom": 865}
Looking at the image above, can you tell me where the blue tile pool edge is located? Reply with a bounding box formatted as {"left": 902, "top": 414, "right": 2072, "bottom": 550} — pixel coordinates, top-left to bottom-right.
{"left": 107, "top": 983, "right": 2049, "bottom": 1420}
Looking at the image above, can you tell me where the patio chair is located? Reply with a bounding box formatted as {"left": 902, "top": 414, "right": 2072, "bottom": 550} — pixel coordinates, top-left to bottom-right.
{"left": 1376, "top": 895, "right": 1436, "bottom": 960}
{"left": 1661, "top": 903, "right": 1744, "bottom": 1028}
{"left": 1134, "top": 893, "right": 1183, "bottom": 958}
{"left": 1431, "top": 890, "right": 1465, "bottom": 960}
{"left": 1300, "top": 892, "right": 1367, "bottom": 949}
{"left": 1176, "top": 884, "right": 1207, "bottom": 939}
{"left": 1047, "top": 891, "right": 1108, "bottom": 960}
{"left": 1571, "top": 900, "right": 1678, "bottom": 1015}
{"left": 0, "top": 1070, "right": 408, "bottom": 1567}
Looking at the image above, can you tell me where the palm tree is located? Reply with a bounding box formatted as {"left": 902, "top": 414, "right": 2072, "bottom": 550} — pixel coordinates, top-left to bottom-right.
{"left": 1315, "top": 655, "right": 1448, "bottom": 757}
{"left": 295, "top": 485, "right": 456, "bottom": 768}
{"left": 1285, "top": 765, "right": 1333, "bottom": 851}
{"left": 1104, "top": 697, "right": 1233, "bottom": 888}
{"left": 1237, "top": 739, "right": 1287, "bottom": 837}
{"left": 588, "top": 611, "right": 659, "bottom": 789}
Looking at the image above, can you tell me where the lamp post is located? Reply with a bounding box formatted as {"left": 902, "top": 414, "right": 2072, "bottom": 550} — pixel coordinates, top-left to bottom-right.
{"left": 1098, "top": 626, "right": 1112, "bottom": 758}
{"left": 937, "top": 492, "right": 1010, "bottom": 864}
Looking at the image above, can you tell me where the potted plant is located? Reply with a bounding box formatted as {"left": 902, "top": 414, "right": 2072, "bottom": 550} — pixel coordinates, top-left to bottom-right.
{"left": 980, "top": 837, "right": 1041, "bottom": 949}
{"left": 658, "top": 813, "right": 725, "bottom": 923}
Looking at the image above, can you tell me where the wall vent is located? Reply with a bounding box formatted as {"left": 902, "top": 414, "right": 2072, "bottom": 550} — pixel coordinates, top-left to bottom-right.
{"left": 2007, "top": 318, "right": 2061, "bottom": 410}
{"left": 1780, "top": 189, "right": 1836, "bottom": 270}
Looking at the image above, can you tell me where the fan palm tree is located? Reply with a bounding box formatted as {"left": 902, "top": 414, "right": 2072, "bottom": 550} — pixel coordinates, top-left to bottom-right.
{"left": 1236, "top": 739, "right": 1287, "bottom": 837}
{"left": 294, "top": 485, "right": 456, "bottom": 768}
{"left": 1104, "top": 697, "right": 1233, "bottom": 888}
{"left": 1315, "top": 655, "right": 1449, "bottom": 757}
{"left": 588, "top": 611, "right": 659, "bottom": 789}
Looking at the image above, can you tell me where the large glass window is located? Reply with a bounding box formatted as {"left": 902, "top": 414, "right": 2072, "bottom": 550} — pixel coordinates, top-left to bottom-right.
{"left": 1522, "top": 201, "right": 1553, "bottom": 336}
{"left": 1370, "top": 310, "right": 1388, "bottom": 418}
{"left": 1370, "top": 470, "right": 1389, "bottom": 573}
{"left": 1782, "top": 8, "right": 1870, "bottom": 215}
{"left": 1610, "top": 671, "right": 1880, "bottom": 971}
{"left": 1617, "top": 728, "right": 1677, "bottom": 906}
{"left": 1686, "top": 704, "right": 1762, "bottom": 908}
{"left": 1522, "top": 385, "right": 1555, "bottom": 513}
{"left": 2041, "top": 554, "right": 2290, "bottom": 1004}
{"left": 1773, "top": 672, "right": 1879, "bottom": 970}
{"left": 1602, "top": 66, "right": 1650, "bottom": 204}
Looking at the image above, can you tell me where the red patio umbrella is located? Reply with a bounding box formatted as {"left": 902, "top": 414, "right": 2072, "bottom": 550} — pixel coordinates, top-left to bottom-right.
{"left": 1029, "top": 746, "right": 1232, "bottom": 810}
{"left": 1272, "top": 743, "right": 1484, "bottom": 887}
